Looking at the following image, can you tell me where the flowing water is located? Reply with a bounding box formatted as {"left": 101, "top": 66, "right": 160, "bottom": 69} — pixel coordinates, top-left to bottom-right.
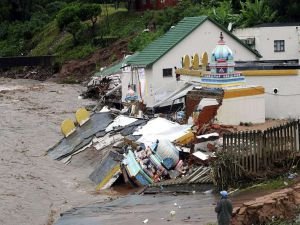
{"left": 0, "top": 77, "right": 272, "bottom": 225}
{"left": 0, "top": 78, "right": 107, "bottom": 225}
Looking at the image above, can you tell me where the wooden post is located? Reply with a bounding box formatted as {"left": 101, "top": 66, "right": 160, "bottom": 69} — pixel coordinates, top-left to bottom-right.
{"left": 275, "top": 127, "right": 280, "bottom": 159}
{"left": 237, "top": 132, "right": 241, "bottom": 176}
{"left": 250, "top": 131, "right": 253, "bottom": 173}
{"left": 242, "top": 132, "right": 245, "bottom": 171}
{"left": 293, "top": 121, "right": 297, "bottom": 152}
{"left": 230, "top": 133, "right": 234, "bottom": 178}
{"left": 245, "top": 131, "right": 249, "bottom": 172}
{"left": 263, "top": 130, "right": 268, "bottom": 168}
{"left": 233, "top": 133, "right": 237, "bottom": 178}
{"left": 298, "top": 120, "right": 300, "bottom": 152}
{"left": 254, "top": 131, "right": 258, "bottom": 173}
{"left": 257, "top": 131, "right": 262, "bottom": 171}
{"left": 284, "top": 124, "right": 287, "bottom": 153}
{"left": 271, "top": 127, "right": 275, "bottom": 163}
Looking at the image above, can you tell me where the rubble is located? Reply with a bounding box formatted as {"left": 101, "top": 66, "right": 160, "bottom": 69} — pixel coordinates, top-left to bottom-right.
{"left": 48, "top": 84, "right": 236, "bottom": 193}
{"left": 81, "top": 74, "right": 122, "bottom": 109}
{"left": 48, "top": 102, "right": 224, "bottom": 191}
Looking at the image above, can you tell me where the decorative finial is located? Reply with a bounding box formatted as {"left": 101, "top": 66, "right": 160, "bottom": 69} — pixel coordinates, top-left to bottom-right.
{"left": 220, "top": 32, "right": 223, "bottom": 41}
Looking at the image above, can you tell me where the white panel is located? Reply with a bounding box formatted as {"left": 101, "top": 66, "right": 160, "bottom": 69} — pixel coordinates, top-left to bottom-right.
{"left": 246, "top": 72, "right": 300, "bottom": 119}
{"left": 233, "top": 26, "right": 300, "bottom": 61}
{"left": 216, "top": 94, "right": 265, "bottom": 125}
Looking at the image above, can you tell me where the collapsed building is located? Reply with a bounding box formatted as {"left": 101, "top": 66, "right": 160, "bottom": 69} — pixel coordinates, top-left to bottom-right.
{"left": 48, "top": 33, "right": 268, "bottom": 192}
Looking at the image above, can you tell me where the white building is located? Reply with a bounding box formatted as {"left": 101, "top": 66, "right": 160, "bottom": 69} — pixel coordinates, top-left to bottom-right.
{"left": 125, "top": 16, "right": 261, "bottom": 107}
{"left": 233, "top": 23, "right": 300, "bottom": 62}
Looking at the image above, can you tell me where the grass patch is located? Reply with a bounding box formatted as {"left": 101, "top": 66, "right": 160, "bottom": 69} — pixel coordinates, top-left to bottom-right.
{"left": 29, "top": 21, "right": 60, "bottom": 55}
{"left": 239, "top": 176, "right": 296, "bottom": 193}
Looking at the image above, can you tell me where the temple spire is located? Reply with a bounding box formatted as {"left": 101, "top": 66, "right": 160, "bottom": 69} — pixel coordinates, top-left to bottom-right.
{"left": 220, "top": 32, "right": 224, "bottom": 41}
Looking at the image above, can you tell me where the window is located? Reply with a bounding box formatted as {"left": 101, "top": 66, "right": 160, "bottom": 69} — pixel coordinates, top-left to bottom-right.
{"left": 163, "top": 68, "right": 172, "bottom": 77}
{"left": 274, "top": 40, "right": 285, "bottom": 52}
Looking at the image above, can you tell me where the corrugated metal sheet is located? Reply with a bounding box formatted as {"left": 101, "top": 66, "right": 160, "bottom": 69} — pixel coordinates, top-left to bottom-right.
{"left": 47, "top": 113, "right": 114, "bottom": 160}
{"left": 148, "top": 166, "right": 212, "bottom": 187}
{"left": 89, "top": 150, "right": 123, "bottom": 190}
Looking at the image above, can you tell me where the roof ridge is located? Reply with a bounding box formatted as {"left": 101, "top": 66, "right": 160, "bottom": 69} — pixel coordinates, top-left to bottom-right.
{"left": 128, "top": 16, "right": 261, "bottom": 67}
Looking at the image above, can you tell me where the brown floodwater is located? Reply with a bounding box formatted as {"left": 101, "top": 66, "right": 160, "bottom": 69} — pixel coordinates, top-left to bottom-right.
{"left": 0, "top": 77, "right": 278, "bottom": 225}
{"left": 0, "top": 78, "right": 108, "bottom": 225}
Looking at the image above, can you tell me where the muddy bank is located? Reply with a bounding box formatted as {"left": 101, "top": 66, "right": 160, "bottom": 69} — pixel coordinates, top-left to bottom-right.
{"left": 232, "top": 184, "right": 300, "bottom": 225}
{"left": 0, "top": 78, "right": 108, "bottom": 225}
{"left": 55, "top": 193, "right": 218, "bottom": 225}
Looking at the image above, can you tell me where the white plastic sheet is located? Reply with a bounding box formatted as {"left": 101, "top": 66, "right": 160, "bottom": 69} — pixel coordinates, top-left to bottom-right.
{"left": 105, "top": 115, "right": 137, "bottom": 132}
{"left": 133, "top": 117, "right": 192, "bottom": 146}
{"left": 193, "top": 151, "right": 210, "bottom": 161}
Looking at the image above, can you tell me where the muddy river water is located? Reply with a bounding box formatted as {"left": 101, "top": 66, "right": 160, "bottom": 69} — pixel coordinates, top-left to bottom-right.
{"left": 0, "top": 78, "right": 270, "bottom": 225}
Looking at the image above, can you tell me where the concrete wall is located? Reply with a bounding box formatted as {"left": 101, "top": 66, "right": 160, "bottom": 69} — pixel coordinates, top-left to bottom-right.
{"left": 143, "top": 20, "right": 259, "bottom": 106}
{"left": 245, "top": 72, "right": 300, "bottom": 119}
{"left": 216, "top": 94, "right": 265, "bottom": 125}
{"left": 233, "top": 26, "right": 300, "bottom": 61}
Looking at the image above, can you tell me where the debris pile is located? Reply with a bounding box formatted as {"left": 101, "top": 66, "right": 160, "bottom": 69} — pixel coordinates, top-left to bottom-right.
{"left": 1, "top": 67, "right": 53, "bottom": 81}
{"left": 81, "top": 74, "right": 122, "bottom": 109}
{"left": 47, "top": 102, "right": 227, "bottom": 192}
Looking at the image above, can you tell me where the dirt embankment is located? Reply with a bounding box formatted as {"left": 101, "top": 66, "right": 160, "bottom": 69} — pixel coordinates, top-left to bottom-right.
{"left": 0, "top": 37, "right": 132, "bottom": 83}
{"left": 232, "top": 183, "right": 300, "bottom": 225}
{"left": 52, "top": 38, "right": 132, "bottom": 83}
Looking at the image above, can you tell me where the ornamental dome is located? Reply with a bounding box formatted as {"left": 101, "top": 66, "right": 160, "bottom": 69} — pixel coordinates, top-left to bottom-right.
{"left": 211, "top": 32, "right": 233, "bottom": 62}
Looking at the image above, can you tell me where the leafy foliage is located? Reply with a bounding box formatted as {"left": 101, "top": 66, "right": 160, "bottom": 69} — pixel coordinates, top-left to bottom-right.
{"left": 239, "top": 0, "right": 277, "bottom": 27}
{"left": 128, "top": 30, "right": 163, "bottom": 52}
{"left": 56, "top": 4, "right": 80, "bottom": 31}
{"left": 78, "top": 3, "right": 102, "bottom": 29}
{"left": 209, "top": 1, "right": 240, "bottom": 28}
{"left": 0, "top": 0, "right": 298, "bottom": 61}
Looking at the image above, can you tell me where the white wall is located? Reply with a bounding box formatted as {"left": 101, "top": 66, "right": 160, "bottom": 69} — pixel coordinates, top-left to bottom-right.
{"left": 144, "top": 19, "right": 259, "bottom": 106}
{"left": 233, "top": 26, "right": 300, "bottom": 61}
{"left": 245, "top": 72, "right": 300, "bottom": 119}
{"left": 217, "top": 94, "right": 265, "bottom": 125}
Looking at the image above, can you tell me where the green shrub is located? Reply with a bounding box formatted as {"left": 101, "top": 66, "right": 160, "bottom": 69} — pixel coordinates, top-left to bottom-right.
{"left": 128, "top": 30, "right": 163, "bottom": 52}
{"left": 56, "top": 4, "right": 80, "bottom": 30}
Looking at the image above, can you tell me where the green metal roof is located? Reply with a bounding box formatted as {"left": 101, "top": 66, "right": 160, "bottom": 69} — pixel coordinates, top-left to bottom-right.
{"left": 127, "top": 16, "right": 261, "bottom": 67}
{"left": 94, "top": 53, "right": 138, "bottom": 77}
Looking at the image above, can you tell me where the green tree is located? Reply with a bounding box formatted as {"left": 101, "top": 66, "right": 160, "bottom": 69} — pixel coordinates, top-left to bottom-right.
{"left": 239, "top": 0, "right": 277, "bottom": 27}
{"left": 210, "top": 1, "right": 240, "bottom": 28}
{"left": 45, "top": 1, "right": 68, "bottom": 18}
{"left": 66, "top": 19, "right": 84, "bottom": 45}
{"left": 267, "top": 0, "right": 300, "bottom": 22}
{"left": 56, "top": 5, "right": 80, "bottom": 30}
{"left": 0, "top": 0, "right": 12, "bottom": 21}
{"left": 78, "top": 4, "right": 102, "bottom": 30}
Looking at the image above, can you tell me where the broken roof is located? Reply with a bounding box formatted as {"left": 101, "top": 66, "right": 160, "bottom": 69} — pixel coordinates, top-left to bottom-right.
{"left": 94, "top": 53, "right": 138, "bottom": 77}
{"left": 127, "top": 16, "right": 261, "bottom": 67}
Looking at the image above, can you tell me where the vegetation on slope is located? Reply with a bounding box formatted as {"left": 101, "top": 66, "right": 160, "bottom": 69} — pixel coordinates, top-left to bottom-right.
{"left": 0, "top": 0, "right": 299, "bottom": 67}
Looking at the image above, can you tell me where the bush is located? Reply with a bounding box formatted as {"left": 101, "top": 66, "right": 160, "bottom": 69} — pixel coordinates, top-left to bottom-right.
{"left": 128, "top": 30, "right": 163, "bottom": 52}
{"left": 46, "top": 1, "right": 68, "bottom": 17}
{"left": 56, "top": 4, "right": 80, "bottom": 30}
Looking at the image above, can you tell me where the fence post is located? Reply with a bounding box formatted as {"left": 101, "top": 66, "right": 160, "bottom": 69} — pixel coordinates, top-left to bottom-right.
{"left": 298, "top": 120, "right": 300, "bottom": 152}
{"left": 250, "top": 131, "right": 254, "bottom": 173}
{"left": 263, "top": 129, "right": 267, "bottom": 167}
{"left": 237, "top": 132, "right": 241, "bottom": 176}
{"left": 254, "top": 131, "right": 258, "bottom": 173}
{"left": 293, "top": 121, "right": 297, "bottom": 152}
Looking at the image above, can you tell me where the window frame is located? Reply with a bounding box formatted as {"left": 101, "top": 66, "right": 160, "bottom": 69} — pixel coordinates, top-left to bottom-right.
{"left": 163, "top": 68, "right": 173, "bottom": 77}
{"left": 274, "top": 40, "right": 285, "bottom": 52}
